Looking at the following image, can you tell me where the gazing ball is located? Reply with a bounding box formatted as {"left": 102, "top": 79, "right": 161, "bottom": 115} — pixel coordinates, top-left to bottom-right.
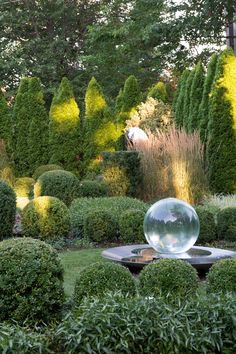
{"left": 144, "top": 198, "right": 199, "bottom": 254}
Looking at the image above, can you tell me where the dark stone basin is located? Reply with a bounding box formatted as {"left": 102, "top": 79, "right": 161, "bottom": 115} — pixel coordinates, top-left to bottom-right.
{"left": 102, "top": 244, "right": 236, "bottom": 274}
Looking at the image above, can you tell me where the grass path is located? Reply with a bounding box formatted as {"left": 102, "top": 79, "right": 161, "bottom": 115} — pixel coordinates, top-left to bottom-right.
{"left": 60, "top": 248, "right": 106, "bottom": 297}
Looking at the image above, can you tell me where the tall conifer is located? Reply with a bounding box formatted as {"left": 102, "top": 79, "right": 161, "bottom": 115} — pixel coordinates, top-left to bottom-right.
{"left": 206, "top": 49, "right": 236, "bottom": 193}
{"left": 0, "top": 90, "right": 11, "bottom": 146}
{"left": 188, "top": 61, "right": 205, "bottom": 132}
{"left": 49, "top": 77, "right": 80, "bottom": 172}
{"left": 199, "top": 54, "right": 218, "bottom": 143}
{"left": 174, "top": 70, "right": 190, "bottom": 128}
{"left": 84, "top": 77, "right": 121, "bottom": 172}
{"left": 182, "top": 69, "right": 195, "bottom": 131}
{"left": 28, "top": 78, "right": 49, "bottom": 174}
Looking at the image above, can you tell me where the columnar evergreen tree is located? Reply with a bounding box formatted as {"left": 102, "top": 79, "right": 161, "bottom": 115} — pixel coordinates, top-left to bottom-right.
{"left": 182, "top": 69, "right": 195, "bottom": 131}
{"left": 14, "top": 78, "right": 34, "bottom": 175}
{"left": 115, "top": 89, "right": 124, "bottom": 114}
{"left": 206, "top": 49, "right": 236, "bottom": 194}
{"left": 11, "top": 78, "right": 30, "bottom": 159}
{"left": 148, "top": 82, "right": 168, "bottom": 103}
{"left": 49, "top": 77, "right": 80, "bottom": 172}
{"left": 116, "top": 75, "right": 141, "bottom": 125}
{"left": 188, "top": 61, "right": 205, "bottom": 132}
{"left": 83, "top": 77, "right": 122, "bottom": 172}
{"left": 199, "top": 54, "right": 218, "bottom": 143}
{"left": 27, "top": 78, "right": 49, "bottom": 174}
{"left": 0, "top": 90, "right": 11, "bottom": 146}
{"left": 174, "top": 70, "right": 190, "bottom": 128}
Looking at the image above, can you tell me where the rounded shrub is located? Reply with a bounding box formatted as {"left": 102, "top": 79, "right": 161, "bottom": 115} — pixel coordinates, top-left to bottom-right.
{"left": 70, "top": 196, "right": 148, "bottom": 237}
{"left": 34, "top": 170, "right": 80, "bottom": 205}
{"left": 195, "top": 205, "right": 217, "bottom": 244}
{"left": 119, "top": 209, "right": 146, "bottom": 244}
{"left": 22, "top": 196, "right": 71, "bottom": 241}
{"left": 74, "top": 262, "right": 136, "bottom": 305}
{"left": 138, "top": 259, "right": 199, "bottom": 299}
{"left": 207, "top": 258, "right": 236, "bottom": 294}
{"left": 33, "top": 164, "right": 64, "bottom": 180}
{"left": 0, "top": 238, "right": 65, "bottom": 324}
{"left": 14, "top": 177, "right": 35, "bottom": 198}
{"left": 0, "top": 179, "right": 16, "bottom": 240}
{"left": 77, "top": 179, "right": 108, "bottom": 198}
{"left": 103, "top": 166, "right": 130, "bottom": 196}
{"left": 84, "top": 210, "right": 118, "bottom": 243}
{"left": 217, "top": 207, "right": 236, "bottom": 241}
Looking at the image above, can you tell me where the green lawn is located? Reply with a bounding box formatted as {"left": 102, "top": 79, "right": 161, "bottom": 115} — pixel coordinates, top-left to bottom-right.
{"left": 59, "top": 248, "right": 106, "bottom": 297}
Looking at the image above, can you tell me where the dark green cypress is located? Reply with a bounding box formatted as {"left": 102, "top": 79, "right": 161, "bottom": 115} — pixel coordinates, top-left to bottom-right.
{"left": 27, "top": 78, "right": 49, "bottom": 174}
{"left": 182, "top": 69, "right": 195, "bottom": 131}
{"left": 206, "top": 49, "right": 236, "bottom": 193}
{"left": 199, "top": 54, "right": 218, "bottom": 143}
{"left": 188, "top": 62, "right": 205, "bottom": 132}
{"left": 174, "top": 70, "right": 190, "bottom": 128}
{"left": 49, "top": 77, "right": 80, "bottom": 172}
{"left": 121, "top": 75, "right": 141, "bottom": 113}
{"left": 0, "top": 90, "right": 11, "bottom": 147}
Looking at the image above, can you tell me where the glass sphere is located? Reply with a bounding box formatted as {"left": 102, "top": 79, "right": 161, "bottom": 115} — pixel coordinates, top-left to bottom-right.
{"left": 144, "top": 198, "right": 199, "bottom": 254}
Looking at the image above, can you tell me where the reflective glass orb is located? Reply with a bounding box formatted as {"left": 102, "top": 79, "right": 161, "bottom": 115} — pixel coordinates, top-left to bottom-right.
{"left": 144, "top": 198, "right": 199, "bottom": 254}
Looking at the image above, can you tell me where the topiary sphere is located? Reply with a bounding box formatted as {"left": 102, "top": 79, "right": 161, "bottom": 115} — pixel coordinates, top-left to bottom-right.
{"left": 74, "top": 262, "right": 136, "bottom": 305}
{"left": 195, "top": 206, "right": 217, "bottom": 244}
{"left": 77, "top": 180, "right": 108, "bottom": 198}
{"left": 14, "top": 177, "right": 35, "bottom": 198}
{"left": 0, "top": 238, "right": 65, "bottom": 324}
{"left": 119, "top": 209, "right": 146, "bottom": 244}
{"left": 33, "top": 164, "right": 64, "bottom": 180}
{"left": 207, "top": 258, "right": 236, "bottom": 294}
{"left": 217, "top": 207, "right": 236, "bottom": 241}
{"left": 138, "top": 259, "right": 199, "bottom": 299}
{"left": 22, "top": 196, "right": 71, "bottom": 241}
{"left": 0, "top": 179, "right": 16, "bottom": 240}
{"left": 84, "top": 210, "right": 118, "bottom": 243}
{"left": 34, "top": 170, "right": 80, "bottom": 205}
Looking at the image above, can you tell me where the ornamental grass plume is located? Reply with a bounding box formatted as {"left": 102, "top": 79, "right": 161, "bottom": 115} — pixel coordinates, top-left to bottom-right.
{"left": 131, "top": 126, "right": 208, "bottom": 204}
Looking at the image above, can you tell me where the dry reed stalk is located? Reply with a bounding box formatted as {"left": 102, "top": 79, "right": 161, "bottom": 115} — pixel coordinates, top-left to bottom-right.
{"left": 130, "top": 127, "right": 208, "bottom": 204}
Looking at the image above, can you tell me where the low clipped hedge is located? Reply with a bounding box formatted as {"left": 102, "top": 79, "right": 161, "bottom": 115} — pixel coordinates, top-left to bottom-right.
{"left": 138, "top": 259, "right": 199, "bottom": 299}
{"left": 22, "top": 196, "right": 71, "bottom": 241}
{"left": 74, "top": 262, "right": 136, "bottom": 306}
{"left": 34, "top": 170, "right": 80, "bottom": 205}
{"left": 53, "top": 292, "right": 236, "bottom": 354}
{"left": 0, "top": 179, "right": 16, "bottom": 240}
{"left": 84, "top": 210, "right": 118, "bottom": 243}
{"left": 0, "top": 238, "right": 65, "bottom": 325}
{"left": 119, "top": 209, "right": 146, "bottom": 244}
{"left": 207, "top": 258, "right": 236, "bottom": 294}
{"left": 195, "top": 205, "right": 217, "bottom": 244}
{"left": 217, "top": 207, "right": 236, "bottom": 241}
{"left": 77, "top": 180, "right": 108, "bottom": 198}
{"left": 33, "top": 164, "right": 64, "bottom": 180}
{"left": 70, "top": 196, "right": 148, "bottom": 238}
{"left": 14, "top": 177, "right": 35, "bottom": 198}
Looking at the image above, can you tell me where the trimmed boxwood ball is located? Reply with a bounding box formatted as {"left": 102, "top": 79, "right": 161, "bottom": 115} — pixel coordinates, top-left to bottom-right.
{"left": 0, "top": 238, "right": 65, "bottom": 324}
{"left": 14, "top": 177, "right": 35, "bottom": 198}
{"left": 119, "top": 209, "right": 146, "bottom": 244}
{"left": 207, "top": 258, "right": 236, "bottom": 294}
{"left": 84, "top": 210, "right": 118, "bottom": 243}
{"left": 217, "top": 207, "right": 236, "bottom": 241}
{"left": 138, "top": 259, "right": 199, "bottom": 299}
{"left": 34, "top": 170, "right": 80, "bottom": 205}
{"left": 195, "top": 206, "right": 217, "bottom": 244}
{"left": 22, "top": 196, "right": 71, "bottom": 241}
{"left": 33, "top": 164, "right": 64, "bottom": 180}
{"left": 77, "top": 179, "right": 108, "bottom": 197}
{"left": 0, "top": 179, "right": 16, "bottom": 240}
{"left": 74, "top": 262, "right": 136, "bottom": 305}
